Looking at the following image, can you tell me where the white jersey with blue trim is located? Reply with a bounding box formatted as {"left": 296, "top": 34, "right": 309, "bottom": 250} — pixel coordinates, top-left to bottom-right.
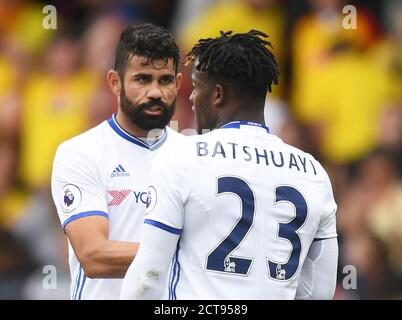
{"left": 144, "top": 121, "right": 337, "bottom": 299}
{"left": 51, "top": 114, "right": 182, "bottom": 300}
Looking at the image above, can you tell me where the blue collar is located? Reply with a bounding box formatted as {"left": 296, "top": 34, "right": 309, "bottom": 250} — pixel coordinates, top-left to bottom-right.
{"left": 220, "top": 121, "right": 270, "bottom": 134}
{"left": 107, "top": 113, "right": 167, "bottom": 151}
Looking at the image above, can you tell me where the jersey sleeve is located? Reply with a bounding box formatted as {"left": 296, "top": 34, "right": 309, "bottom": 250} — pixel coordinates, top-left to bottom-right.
{"left": 120, "top": 223, "right": 179, "bottom": 300}
{"left": 295, "top": 237, "right": 338, "bottom": 299}
{"left": 51, "top": 141, "right": 108, "bottom": 229}
{"left": 143, "top": 142, "right": 188, "bottom": 235}
{"left": 315, "top": 164, "right": 338, "bottom": 239}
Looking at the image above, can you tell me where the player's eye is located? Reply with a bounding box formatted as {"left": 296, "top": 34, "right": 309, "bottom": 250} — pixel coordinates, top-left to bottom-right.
{"left": 134, "top": 75, "right": 151, "bottom": 83}
{"left": 160, "top": 75, "right": 174, "bottom": 85}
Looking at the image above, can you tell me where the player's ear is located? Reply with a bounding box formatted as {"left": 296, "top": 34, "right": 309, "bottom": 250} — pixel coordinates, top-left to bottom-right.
{"left": 175, "top": 72, "right": 183, "bottom": 91}
{"left": 107, "top": 69, "right": 122, "bottom": 96}
{"left": 214, "top": 84, "right": 224, "bottom": 107}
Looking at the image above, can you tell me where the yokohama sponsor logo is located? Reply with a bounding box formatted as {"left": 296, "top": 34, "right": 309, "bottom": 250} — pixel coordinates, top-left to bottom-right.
{"left": 107, "top": 190, "right": 132, "bottom": 206}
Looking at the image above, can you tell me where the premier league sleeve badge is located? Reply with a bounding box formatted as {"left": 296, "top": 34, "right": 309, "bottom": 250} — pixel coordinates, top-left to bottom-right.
{"left": 61, "top": 184, "right": 82, "bottom": 213}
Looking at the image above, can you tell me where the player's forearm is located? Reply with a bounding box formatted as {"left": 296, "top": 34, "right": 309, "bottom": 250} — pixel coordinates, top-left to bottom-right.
{"left": 80, "top": 240, "right": 139, "bottom": 278}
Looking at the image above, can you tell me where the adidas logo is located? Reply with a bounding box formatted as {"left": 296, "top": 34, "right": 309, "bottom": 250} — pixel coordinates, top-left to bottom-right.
{"left": 111, "top": 164, "right": 130, "bottom": 178}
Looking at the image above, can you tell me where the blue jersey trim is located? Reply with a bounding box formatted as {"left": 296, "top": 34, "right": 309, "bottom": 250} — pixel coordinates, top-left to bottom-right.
{"left": 72, "top": 265, "right": 87, "bottom": 300}
{"left": 72, "top": 266, "right": 82, "bottom": 300}
{"left": 63, "top": 211, "right": 109, "bottom": 229}
{"left": 169, "top": 241, "right": 181, "bottom": 300}
{"left": 144, "top": 219, "right": 182, "bottom": 235}
{"left": 313, "top": 236, "right": 337, "bottom": 242}
{"left": 220, "top": 120, "right": 270, "bottom": 133}
{"left": 107, "top": 113, "right": 167, "bottom": 151}
{"left": 168, "top": 258, "right": 174, "bottom": 300}
{"left": 169, "top": 250, "right": 177, "bottom": 300}
{"left": 77, "top": 273, "right": 87, "bottom": 300}
{"left": 172, "top": 241, "right": 181, "bottom": 300}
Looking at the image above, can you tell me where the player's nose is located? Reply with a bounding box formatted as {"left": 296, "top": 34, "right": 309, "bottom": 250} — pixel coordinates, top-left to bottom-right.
{"left": 147, "top": 82, "right": 163, "bottom": 99}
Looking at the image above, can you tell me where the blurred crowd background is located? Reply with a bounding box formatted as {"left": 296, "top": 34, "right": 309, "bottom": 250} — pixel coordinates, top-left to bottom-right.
{"left": 0, "top": 0, "right": 401, "bottom": 299}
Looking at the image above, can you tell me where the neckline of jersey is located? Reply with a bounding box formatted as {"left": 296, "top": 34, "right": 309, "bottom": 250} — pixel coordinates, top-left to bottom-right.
{"left": 107, "top": 113, "right": 167, "bottom": 151}
{"left": 220, "top": 120, "right": 270, "bottom": 133}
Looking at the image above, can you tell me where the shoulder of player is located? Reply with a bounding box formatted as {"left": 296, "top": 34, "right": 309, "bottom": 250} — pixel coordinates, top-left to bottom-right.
{"left": 177, "top": 129, "right": 240, "bottom": 155}
{"left": 55, "top": 121, "right": 107, "bottom": 162}
{"left": 185, "top": 128, "right": 222, "bottom": 143}
{"left": 185, "top": 130, "right": 217, "bottom": 150}
{"left": 163, "top": 127, "right": 186, "bottom": 146}
{"left": 278, "top": 137, "right": 330, "bottom": 178}
{"left": 154, "top": 131, "right": 201, "bottom": 167}
{"left": 283, "top": 141, "right": 334, "bottom": 193}
{"left": 165, "top": 126, "right": 182, "bottom": 138}
{"left": 160, "top": 130, "right": 191, "bottom": 154}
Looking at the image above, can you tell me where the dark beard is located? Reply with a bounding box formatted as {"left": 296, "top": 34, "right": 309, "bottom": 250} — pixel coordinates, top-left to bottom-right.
{"left": 120, "top": 87, "right": 176, "bottom": 131}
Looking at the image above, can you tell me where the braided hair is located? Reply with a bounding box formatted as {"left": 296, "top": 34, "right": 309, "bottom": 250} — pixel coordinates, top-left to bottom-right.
{"left": 186, "top": 30, "right": 279, "bottom": 94}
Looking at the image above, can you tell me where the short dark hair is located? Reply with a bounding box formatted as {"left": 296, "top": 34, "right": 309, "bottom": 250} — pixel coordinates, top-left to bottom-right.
{"left": 186, "top": 30, "right": 279, "bottom": 95}
{"left": 115, "top": 23, "right": 180, "bottom": 78}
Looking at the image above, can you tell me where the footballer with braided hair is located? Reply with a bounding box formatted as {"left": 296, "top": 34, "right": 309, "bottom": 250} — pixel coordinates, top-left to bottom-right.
{"left": 187, "top": 30, "right": 279, "bottom": 92}
{"left": 185, "top": 29, "right": 279, "bottom": 133}
{"left": 122, "top": 30, "right": 338, "bottom": 300}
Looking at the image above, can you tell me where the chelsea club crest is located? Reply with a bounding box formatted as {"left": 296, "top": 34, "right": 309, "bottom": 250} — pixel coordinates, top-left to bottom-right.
{"left": 145, "top": 185, "right": 157, "bottom": 215}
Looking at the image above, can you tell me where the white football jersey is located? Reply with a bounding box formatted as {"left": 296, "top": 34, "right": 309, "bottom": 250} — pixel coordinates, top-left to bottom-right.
{"left": 51, "top": 113, "right": 182, "bottom": 300}
{"left": 145, "top": 121, "right": 337, "bottom": 299}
